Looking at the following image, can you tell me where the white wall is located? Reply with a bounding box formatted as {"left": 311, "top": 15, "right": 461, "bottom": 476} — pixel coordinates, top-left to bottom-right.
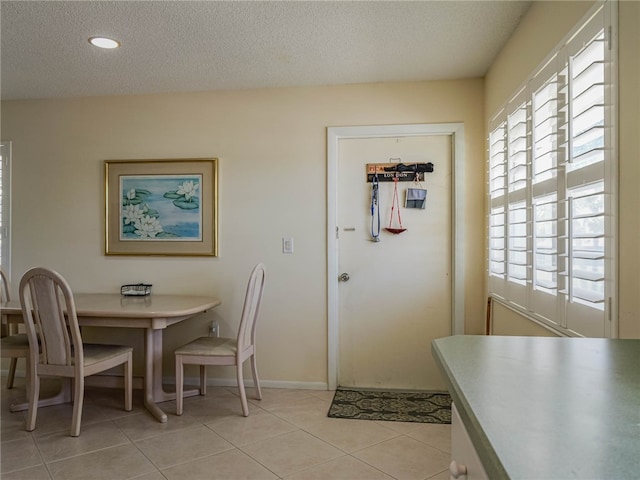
{"left": 485, "top": 1, "right": 640, "bottom": 339}
{"left": 1, "top": 79, "right": 486, "bottom": 386}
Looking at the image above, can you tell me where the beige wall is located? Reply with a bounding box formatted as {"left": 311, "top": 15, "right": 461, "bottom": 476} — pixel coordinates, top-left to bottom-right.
{"left": 491, "top": 301, "right": 557, "bottom": 337}
{"left": 1, "top": 79, "right": 486, "bottom": 386}
{"left": 485, "top": 1, "right": 593, "bottom": 116}
{"left": 485, "top": 1, "right": 640, "bottom": 339}
{"left": 617, "top": 0, "right": 640, "bottom": 339}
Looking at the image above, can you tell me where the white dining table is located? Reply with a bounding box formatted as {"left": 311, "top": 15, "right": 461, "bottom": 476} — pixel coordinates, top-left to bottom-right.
{"left": 2, "top": 293, "right": 221, "bottom": 423}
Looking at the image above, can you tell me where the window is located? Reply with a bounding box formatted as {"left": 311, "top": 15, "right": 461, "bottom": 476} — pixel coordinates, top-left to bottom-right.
{"left": 0, "top": 142, "right": 11, "bottom": 276}
{"left": 487, "top": 2, "right": 616, "bottom": 338}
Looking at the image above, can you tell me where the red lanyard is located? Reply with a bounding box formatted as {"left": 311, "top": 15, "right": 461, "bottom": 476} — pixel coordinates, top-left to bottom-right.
{"left": 385, "top": 177, "right": 406, "bottom": 234}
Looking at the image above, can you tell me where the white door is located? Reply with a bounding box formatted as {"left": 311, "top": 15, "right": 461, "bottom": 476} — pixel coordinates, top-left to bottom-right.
{"left": 337, "top": 135, "right": 452, "bottom": 391}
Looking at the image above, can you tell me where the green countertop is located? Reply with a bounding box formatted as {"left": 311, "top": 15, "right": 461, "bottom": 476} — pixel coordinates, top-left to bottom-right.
{"left": 432, "top": 335, "right": 640, "bottom": 480}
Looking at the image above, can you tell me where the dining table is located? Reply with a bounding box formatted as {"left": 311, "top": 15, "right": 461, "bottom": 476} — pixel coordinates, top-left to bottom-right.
{"left": 2, "top": 293, "right": 221, "bottom": 423}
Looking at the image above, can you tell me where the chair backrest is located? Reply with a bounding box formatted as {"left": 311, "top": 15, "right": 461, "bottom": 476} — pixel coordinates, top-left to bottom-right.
{"left": 0, "top": 267, "right": 9, "bottom": 302}
{"left": 237, "top": 263, "right": 266, "bottom": 352}
{"left": 19, "top": 267, "right": 83, "bottom": 370}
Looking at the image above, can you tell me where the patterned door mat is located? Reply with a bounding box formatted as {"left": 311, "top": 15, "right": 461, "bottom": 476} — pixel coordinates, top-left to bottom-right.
{"left": 328, "top": 388, "right": 451, "bottom": 424}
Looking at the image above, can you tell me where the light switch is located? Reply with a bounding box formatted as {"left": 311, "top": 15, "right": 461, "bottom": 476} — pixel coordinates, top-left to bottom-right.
{"left": 282, "top": 237, "right": 294, "bottom": 254}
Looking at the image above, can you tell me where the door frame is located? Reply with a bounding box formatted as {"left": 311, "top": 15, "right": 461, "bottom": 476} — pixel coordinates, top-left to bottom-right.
{"left": 327, "top": 123, "right": 466, "bottom": 390}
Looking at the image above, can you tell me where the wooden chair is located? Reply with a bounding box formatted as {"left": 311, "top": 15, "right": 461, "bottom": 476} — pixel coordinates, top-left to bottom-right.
{"left": 1, "top": 267, "right": 30, "bottom": 389}
{"left": 19, "top": 267, "right": 133, "bottom": 436}
{"left": 175, "top": 263, "right": 266, "bottom": 417}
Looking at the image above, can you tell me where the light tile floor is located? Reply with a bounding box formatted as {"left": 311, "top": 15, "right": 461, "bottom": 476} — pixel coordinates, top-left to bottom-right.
{"left": 1, "top": 377, "right": 451, "bottom": 480}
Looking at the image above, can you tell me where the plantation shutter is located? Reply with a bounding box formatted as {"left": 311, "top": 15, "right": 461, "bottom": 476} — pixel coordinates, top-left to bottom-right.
{"left": 488, "top": 122, "right": 507, "bottom": 297}
{"left": 506, "top": 96, "right": 530, "bottom": 309}
{"left": 563, "top": 9, "right": 610, "bottom": 337}
{"left": 530, "top": 56, "right": 562, "bottom": 325}
{"left": 486, "top": 2, "right": 614, "bottom": 338}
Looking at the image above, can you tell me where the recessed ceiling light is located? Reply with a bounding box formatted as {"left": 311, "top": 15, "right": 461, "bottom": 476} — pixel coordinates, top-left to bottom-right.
{"left": 88, "top": 36, "right": 120, "bottom": 49}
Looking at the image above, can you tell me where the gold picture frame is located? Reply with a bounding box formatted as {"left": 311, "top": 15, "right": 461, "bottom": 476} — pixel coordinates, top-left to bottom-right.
{"left": 105, "top": 158, "right": 218, "bottom": 256}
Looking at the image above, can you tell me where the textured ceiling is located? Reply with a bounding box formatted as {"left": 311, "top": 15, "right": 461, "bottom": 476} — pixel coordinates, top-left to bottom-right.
{"left": 0, "top": 1, "right": 531, "bottom": 101}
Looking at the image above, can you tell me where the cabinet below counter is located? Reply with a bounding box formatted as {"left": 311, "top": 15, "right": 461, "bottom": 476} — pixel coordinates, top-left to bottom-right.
{"left": 432, "top": 335, "right": 640, "bottom": 480}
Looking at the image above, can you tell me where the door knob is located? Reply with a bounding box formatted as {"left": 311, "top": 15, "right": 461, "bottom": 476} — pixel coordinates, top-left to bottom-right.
{"left": 338, "top": 272, "right": 350, "bottom": 282}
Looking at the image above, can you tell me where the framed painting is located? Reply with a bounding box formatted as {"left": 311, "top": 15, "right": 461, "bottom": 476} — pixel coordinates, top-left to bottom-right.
{"left": 105, "top": 158, "right": 218, "bottom": 256}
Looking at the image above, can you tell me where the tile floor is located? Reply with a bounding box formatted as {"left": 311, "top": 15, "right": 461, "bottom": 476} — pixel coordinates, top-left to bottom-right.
{"left": 1, "top": 377, "right": 451, "bottom": 480}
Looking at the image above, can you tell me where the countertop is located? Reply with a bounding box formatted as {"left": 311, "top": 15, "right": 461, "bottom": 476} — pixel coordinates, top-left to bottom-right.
{"left": 431, "top": 335, "right": 640, "bottom": 479}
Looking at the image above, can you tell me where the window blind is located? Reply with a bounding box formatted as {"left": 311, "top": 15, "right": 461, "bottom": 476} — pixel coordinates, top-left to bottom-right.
{"left": 487, "top": 1, "right": 615, "bottom": 338}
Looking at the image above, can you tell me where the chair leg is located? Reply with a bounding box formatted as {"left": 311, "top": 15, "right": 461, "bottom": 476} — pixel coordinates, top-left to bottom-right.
{"left": 250, "top": 354, "right": 262, "bottom": 400}
{"left": 175, "top": 355, "right": 184, "bottom": 416}
{"left": 199, "top": 365, "right": 207, "bottom": 396}
{"left": 71, "top": 376, "right": 84, "bottom": 437}
{"left": 25, "top": 371, "right": 40, "bottom": 432}
{"left": 237, "top": 362, "right": 249, "bottom": 417}
{"left": 124, "top": 354, "right": 132, "bottom": 411}
{"left": 6, "top": 357, "right": 18, "bottom": 389}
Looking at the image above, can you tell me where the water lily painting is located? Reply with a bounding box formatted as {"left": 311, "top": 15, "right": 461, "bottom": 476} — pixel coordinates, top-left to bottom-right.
{"left": 105, "top": 159, "right": 217, "bottom": 256}
{"left": 121, "top": 176, "right": 202, "bottom": 240}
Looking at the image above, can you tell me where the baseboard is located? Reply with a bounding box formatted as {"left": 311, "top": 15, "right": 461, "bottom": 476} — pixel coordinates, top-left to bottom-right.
{"left": 0, "top": 371, "right": 146, "bottom": 390}
{"left": 168, "top": 375, "right": 329, "bottom": 391}
{"left": 0, "top": 369, "right": 329, "bottom": 392}
{"left": 85, "top": 375, "right": 145, "bottom": 389}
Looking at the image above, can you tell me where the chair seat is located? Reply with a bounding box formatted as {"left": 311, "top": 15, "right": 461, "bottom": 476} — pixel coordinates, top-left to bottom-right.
{"left": 175, "top": 337, "right": 237, "bottom": 357}
{"left": 82, "top": 344, "right": 133, "bottom": 367}
{"left": 1, "top": 334, "right": 29, "bottom": 389}
{"left": 1, "top": 333, "right": 31, "bottom": 360}
{"left": 1, "top": 268, "right": 25, "bottom": 390}
{"left": 1, "top": 333, "right": 29, "bottom": 349}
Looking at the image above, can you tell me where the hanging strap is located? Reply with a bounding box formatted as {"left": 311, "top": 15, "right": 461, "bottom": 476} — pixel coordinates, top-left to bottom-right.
{"left": 388, "top": 177, "right": 403, "bottom": 229}
{"left": 370, "top": 174, "right": 381, "bottom": 242}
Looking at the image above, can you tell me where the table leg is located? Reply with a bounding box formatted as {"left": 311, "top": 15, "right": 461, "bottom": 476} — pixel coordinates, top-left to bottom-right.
{"left": 143, "top": 328, "right": 168, "bottom": 423}
{"left": 149, "top": 328, "right": 200, "bottom": 401}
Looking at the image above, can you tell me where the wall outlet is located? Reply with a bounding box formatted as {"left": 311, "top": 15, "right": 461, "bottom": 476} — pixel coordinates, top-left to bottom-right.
{"left": 209, "top": 321, "right": 219, "bottom": 337}
{"left": 282, "top": 237, "right": 294, "bottom": 254}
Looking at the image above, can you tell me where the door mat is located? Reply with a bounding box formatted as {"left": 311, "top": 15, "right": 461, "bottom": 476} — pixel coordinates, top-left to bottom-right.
{"left": 327, "top": 388, "right": 451, "bottom": 424}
